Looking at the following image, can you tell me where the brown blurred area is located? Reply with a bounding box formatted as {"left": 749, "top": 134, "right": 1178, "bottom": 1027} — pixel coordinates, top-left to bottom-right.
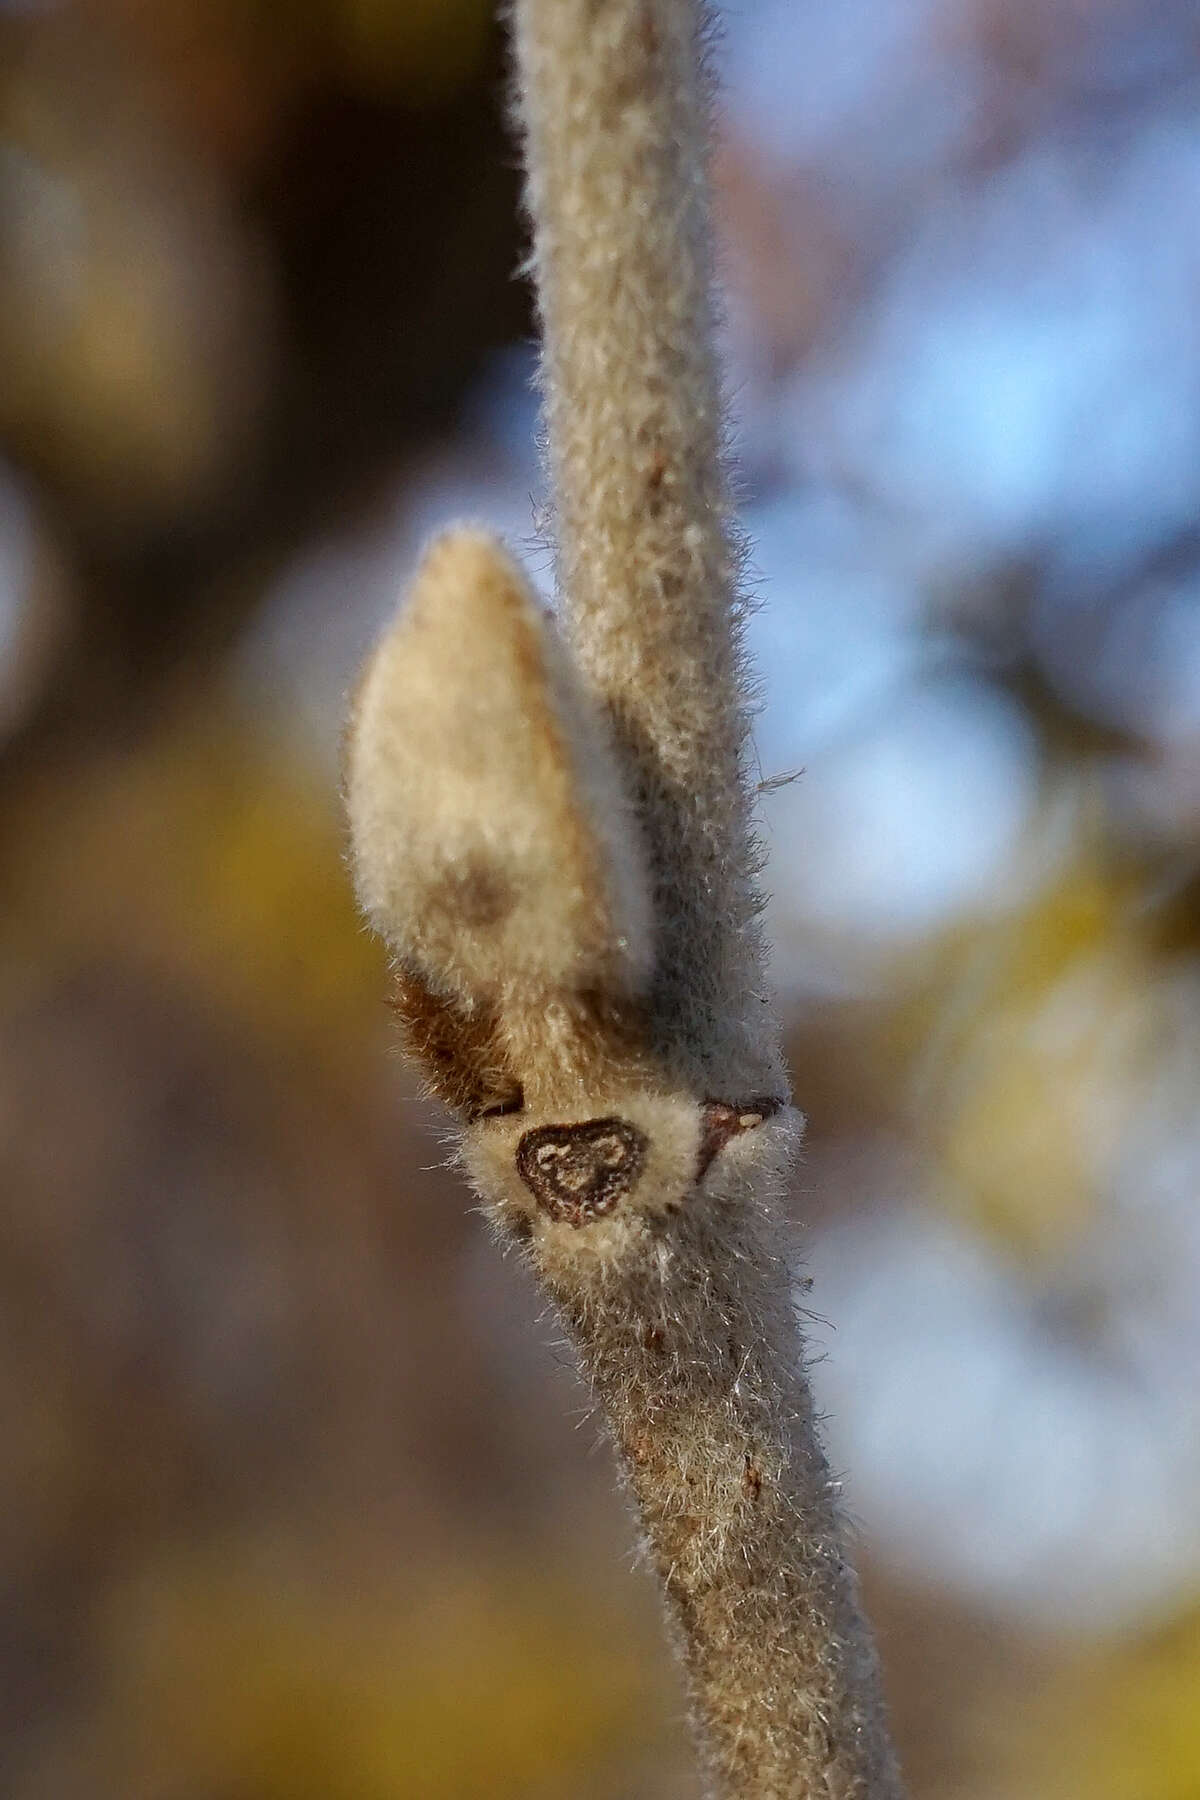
{"left": 3, "top": 1, "right": 1200, "bottom": 1797}
{"left": 0, "top": 4, "right": 692, "bottom": 1796}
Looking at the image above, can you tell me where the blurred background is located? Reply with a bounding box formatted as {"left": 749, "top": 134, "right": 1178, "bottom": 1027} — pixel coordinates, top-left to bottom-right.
{"left": 2, "top": 0, "right": 1199, "bottom": 1794}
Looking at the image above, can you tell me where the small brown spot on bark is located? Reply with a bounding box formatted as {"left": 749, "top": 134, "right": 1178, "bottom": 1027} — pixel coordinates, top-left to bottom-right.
{"left": 638, "top": 3, "right": 659, "bottom": 59}
{"left": 516, "top": 1116, "right": 647, "bottom": 1226}
{"left": 645, "top": 453, "right": 669, "bottom": 518}
{"left": 627, "top": 1430, "right": 653, "bottom": 1466}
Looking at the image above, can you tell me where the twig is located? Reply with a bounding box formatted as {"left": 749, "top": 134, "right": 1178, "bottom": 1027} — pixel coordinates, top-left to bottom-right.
{"left": 343, "top": 2, "right": 904, "bottom": 1793}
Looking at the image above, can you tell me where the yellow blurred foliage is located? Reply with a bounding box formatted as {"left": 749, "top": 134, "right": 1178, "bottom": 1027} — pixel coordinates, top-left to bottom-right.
{"left": 80, "top": 1542, "right": 670, "bottom": 1800}
{"left": 0, "top": 29, "right": 271, "bottom": 522}
{"left": 1006, "top": 1607, "right": 1200, "bottom": 1800}
{"left": 900, "top": 835, "right": 1168, "bottom": 1264}
{"left": 5, "top": 700, "right": 386, "bottom": 1067}
{"left": 334, "top": 0, "right": 493, "bottom": 98}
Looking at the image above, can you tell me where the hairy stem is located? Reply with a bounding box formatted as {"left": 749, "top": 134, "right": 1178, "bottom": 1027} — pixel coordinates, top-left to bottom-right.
{"left": 506, "top": 2, "right": 905, "bottom": 1794}
{"left": 346, "top": 2, "right": 907, "bottom": 1794}
{"left": 539, "top": 1183, "right": 904, "bottom": 1800}
{"left": 513, "top": 0, "right": 768, "bottom": 1096}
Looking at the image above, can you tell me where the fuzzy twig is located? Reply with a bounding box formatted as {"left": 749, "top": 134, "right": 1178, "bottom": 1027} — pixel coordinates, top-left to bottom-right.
{"left": 343, "top": 1, "right": 904, "bottom": 1794}
{"left": 513, "top": 0, "right": 766, "bottom": 1099}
